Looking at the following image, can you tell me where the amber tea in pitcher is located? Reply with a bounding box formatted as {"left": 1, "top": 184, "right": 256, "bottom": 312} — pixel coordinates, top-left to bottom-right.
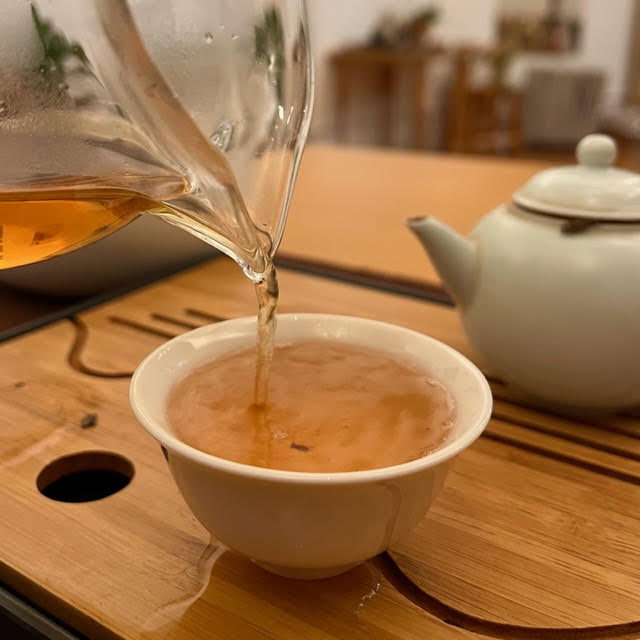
{"left": 0, "top": 1, "right": 312, "bottom": 279}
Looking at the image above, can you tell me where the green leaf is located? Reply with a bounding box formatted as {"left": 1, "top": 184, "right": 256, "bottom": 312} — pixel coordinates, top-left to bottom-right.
{"left": 30, "top": 3, "right": 90, "bottom": 78}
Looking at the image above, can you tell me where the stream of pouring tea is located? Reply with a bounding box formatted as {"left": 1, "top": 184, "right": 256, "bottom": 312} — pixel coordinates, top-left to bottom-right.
{"left": 253, "top": 269, "right": 279, "bottom": 406}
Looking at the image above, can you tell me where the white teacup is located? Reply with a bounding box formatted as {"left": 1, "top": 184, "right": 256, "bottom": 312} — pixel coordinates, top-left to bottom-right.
{"left": 130, "top": 314, "right": 492, "bottom": 579}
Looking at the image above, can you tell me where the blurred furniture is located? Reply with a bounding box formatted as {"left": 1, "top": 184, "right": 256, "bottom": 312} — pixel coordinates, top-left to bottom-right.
{"left": 444, "top": 48, "right": 523, "bottom": 155}
{"left": 331, "top": 46, "right": 438, "bottom": 148}
{"left": 497, "top": 0, "right": 582, "bottom": 53}
{"left": 603, "top": 4, "right": 640, "bottom": 158}
{"left": 626, "top": 0, "right": 640, "bottom": 105}
{"left": 604, "top": 105, "right": 640, "bottom": 143}
{"left": 522, "top": 69, "right": 604, "bottom": 148}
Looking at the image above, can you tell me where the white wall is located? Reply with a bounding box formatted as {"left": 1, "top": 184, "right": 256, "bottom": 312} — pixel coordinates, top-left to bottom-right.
{"left": 308, "top": 0, "right": 634, "bottom": 139}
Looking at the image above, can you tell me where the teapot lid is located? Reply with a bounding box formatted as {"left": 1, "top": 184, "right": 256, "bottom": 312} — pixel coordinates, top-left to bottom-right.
{"left": 513, "top": 134, "right": 640, "bottom": 222}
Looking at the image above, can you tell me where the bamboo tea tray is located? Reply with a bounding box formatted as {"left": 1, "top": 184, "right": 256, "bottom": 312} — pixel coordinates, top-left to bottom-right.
{"left": 0, "top": 257, "right": 638, "bottom": 640}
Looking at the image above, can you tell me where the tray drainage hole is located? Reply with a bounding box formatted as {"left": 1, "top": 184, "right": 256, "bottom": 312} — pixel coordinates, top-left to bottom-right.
{"left": 37, "top": 451, "right": 134, "bottom": 503}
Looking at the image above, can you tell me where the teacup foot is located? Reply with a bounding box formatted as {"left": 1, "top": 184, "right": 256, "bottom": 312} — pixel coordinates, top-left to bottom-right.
{"left": 253, "top": 560, "right": 360, "bottom": 580}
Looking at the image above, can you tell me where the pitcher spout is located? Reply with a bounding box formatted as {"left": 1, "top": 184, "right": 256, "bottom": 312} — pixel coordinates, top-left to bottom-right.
{"left": 407, "top": 216, "right": 477, "bottom": 307}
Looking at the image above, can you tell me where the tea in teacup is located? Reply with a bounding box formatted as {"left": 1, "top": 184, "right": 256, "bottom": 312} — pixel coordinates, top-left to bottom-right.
{"left": 167, "top": 339, "right": 455, "bottom": 473}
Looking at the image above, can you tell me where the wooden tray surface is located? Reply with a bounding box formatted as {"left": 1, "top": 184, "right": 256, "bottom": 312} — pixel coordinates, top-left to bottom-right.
{"left": 0, "top": 258, "right": 638, "bottom": 640}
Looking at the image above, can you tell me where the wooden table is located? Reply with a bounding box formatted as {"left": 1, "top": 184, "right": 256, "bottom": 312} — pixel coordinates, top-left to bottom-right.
{"left": 281, "top": 144, "right": 551, "bottom": 299}
{"left": 0, "top": 258, "right": 638, "bottom": 639}
{"left": 331, "top": 47, "right": 436, "bottom": 148}
{"left": 0, "top": 145, "right": 638, "bottom": 639}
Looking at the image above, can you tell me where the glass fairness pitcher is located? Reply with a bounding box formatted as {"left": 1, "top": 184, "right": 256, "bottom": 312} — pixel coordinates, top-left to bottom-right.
{"left": 0, "top": 0, "right": 313, "bottom": 280}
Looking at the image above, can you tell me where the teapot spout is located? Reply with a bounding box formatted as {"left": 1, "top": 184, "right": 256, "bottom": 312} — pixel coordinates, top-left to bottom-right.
{"left": 407, "top": 217, "right": 476, "bottom": 307}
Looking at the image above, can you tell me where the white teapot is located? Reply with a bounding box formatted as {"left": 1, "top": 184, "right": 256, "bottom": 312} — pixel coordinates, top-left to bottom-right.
{"left": 408, "top": 134, "right": 640, "bottom": 412}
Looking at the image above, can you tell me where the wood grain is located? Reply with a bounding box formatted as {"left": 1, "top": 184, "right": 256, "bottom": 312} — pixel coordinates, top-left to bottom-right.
{"left": 0, "top": 258, "right": 638, "bottom": 640}
{"left": 330, "top": 47, "right": 433, "bottom": 148}
{"left": 282, "top": 145, "right": 551, "bottom": 288}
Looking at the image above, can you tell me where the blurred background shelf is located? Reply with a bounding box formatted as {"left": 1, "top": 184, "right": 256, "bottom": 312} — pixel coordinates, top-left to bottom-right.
{"left": 309, "top": 0, "right": 640, "bottom": 163}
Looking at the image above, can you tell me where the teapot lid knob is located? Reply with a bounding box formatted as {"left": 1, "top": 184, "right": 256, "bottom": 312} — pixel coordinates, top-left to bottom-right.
{"left": 576, "top": 134, "right": 617, "bottom": 168}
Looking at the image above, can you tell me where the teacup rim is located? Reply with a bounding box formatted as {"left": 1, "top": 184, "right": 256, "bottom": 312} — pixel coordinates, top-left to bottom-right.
{"left": 130, "top": 313, "right": 492, "bottom": 485}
